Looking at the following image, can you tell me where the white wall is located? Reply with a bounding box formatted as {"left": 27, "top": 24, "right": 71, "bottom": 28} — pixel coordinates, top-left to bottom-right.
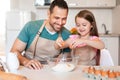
{"left": 6, "top": 11, "right": 33, "bottom": 54}
{"left": 10, "top": 0, "right": 113, "bottom": 34}
{"left": 11, "top": 0, "right": 113, "bottom": 33}
{"left": 10, "top": 0, "right": 35, "bottom": 11}
{"left": 35, "top": 8, "right": 112, "bottom": 33}
{"left": 112, "top": 5, "right": 120, "bottom": 34}
{"left": 67, "top": 9, "right": 112, "bottom": 33}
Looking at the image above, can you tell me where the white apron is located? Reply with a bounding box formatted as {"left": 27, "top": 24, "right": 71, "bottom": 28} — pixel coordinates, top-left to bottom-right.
{"left": 74, "top": 46, "right": 96, "bottom": 66}
{"left": 24, "top": 20, "right": 60, "bottom": 61}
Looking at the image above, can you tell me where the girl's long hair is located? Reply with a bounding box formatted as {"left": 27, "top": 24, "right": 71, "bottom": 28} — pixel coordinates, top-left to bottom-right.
{"left": 75, "top": 10, "right": 100, "bottom": 65}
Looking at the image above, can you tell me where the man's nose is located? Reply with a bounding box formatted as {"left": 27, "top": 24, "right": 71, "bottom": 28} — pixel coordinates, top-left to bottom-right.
{"left": 58, "top": 20, "right": 63, "bottom": 25}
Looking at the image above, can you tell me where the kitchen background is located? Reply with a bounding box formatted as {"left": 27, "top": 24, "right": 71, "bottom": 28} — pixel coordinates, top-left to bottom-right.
{"left": 0, "top": 0, "right": 120, "bottom": 65}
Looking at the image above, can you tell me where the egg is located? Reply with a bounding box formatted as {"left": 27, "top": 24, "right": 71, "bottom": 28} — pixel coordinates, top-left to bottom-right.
{"left": 94, "top": 69, "right": 101, "bottom": 80}
{"left": 115, "top": 72, "right": 119, "bottom": 77}
{"left": 95, "top": 69, "right": 101, "bottom": 75}
{"left": 88, "top": 66, "right": 95, "bottom": 74}
{"left": 108, "top": 70, "right": 116, "bottom": 78}
{"left": 101, "top": 69, "right": 108, "bottom": 77}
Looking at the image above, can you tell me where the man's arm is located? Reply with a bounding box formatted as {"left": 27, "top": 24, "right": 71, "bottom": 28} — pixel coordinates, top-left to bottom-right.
{"left": 10, "top": 38, "right": 42, "bottom": 70}
{"left": 10, "top": 38, "right": 28, "bottom": 66}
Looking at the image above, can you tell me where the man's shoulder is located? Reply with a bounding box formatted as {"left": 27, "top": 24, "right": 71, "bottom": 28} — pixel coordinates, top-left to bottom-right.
{"left": 61, "top": 27, "right": 71, "bottom": 40}
{"left": 23, "top": 19, "right": 44, "bottom": 32}
{"left": 26, "top": 20, "right": 44, "bottom": 27}
{"left": 62, "top": 27, "right": 71, "bottom": 34}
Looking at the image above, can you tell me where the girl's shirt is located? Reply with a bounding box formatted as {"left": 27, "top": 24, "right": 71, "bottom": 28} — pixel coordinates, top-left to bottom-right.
{"left": 69, "top": 35, "right": 99, "bottom": 48}
{"left": 69, "top": 35, "right": 99, "bottom": 66}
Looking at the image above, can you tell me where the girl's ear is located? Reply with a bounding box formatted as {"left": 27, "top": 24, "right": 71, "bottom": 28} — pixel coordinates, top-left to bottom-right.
{"left": 91, "top": 25, "right": 93, "bottom": 28}
{"left": 91, "top": 26, "right": 94, "bottom": 31}
{"left": 91, "top": 22, "right": 95, "bottom": 27}
{"left": 90, "top": 22, "right": 94, "bottom": 28}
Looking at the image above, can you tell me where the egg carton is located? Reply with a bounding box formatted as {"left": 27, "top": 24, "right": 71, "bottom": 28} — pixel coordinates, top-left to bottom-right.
{"left": 82, "top": 66, "right": 120, "bottom": 80}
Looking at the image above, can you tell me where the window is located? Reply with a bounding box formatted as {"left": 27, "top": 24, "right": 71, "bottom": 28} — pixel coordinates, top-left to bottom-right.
{"left": 0, "top": 0, "right": 10, "bottom": 55}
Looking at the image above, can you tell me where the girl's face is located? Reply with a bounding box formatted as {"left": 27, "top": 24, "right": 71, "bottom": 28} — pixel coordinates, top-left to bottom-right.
{"left": 75, "top": 17, "right": 93, "bottom": 38}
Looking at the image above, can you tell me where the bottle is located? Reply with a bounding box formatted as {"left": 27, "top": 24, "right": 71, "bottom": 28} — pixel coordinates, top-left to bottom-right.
{"left": 6, "top": 52, "right": 19, "bottom": 74}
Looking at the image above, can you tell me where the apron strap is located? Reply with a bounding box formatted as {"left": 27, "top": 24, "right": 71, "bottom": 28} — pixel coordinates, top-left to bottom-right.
{"left": 37, "top": 20, "right": 47, "bottom": 35}
{"left": 33, "top": 20, "right": 47, "bottom": 58}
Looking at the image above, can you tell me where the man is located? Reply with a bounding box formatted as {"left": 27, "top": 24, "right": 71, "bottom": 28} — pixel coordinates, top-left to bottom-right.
{"left": 10, "top": 0, "right": 70, "bottom": 70}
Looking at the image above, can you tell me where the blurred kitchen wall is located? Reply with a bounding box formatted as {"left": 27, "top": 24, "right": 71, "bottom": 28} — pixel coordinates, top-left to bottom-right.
{"left": 10, "top": 0, "right": 113, "bottom": 33}
{"left": 113, "top": 0, "right": 120, "bottom": 34}
{"left": 2, "top": 0, "right": 119, "bottom": 56}
{"left": 0, "top": 0, "right": 10, "bottom": 55}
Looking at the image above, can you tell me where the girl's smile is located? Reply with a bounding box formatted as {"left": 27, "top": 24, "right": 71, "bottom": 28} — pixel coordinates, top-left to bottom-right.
{"left": 76, "top": 17, "right": 92, "bottom": 38}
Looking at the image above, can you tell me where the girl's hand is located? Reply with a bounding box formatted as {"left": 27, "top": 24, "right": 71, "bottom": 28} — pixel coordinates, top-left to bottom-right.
{"left": 70, "top": 39, "right": 86, "bottom": 49}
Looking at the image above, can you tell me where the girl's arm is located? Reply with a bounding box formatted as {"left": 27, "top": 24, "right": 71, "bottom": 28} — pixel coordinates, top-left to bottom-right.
{"left": 71, "top": 37, "right": 105, "bottom": 49}
{"left": 84, "top": 38, "right": 105, "bottom": 49}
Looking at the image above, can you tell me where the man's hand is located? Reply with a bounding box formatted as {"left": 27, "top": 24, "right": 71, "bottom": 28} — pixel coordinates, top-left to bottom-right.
{"left": 23, "top": 59, "right": 43, "bottom": 70}
{"left": 54, "top": 37, "right": 65, "bottom": 49}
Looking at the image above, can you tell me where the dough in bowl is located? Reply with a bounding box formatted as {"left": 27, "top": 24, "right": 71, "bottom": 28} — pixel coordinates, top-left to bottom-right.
{"left": 52, "top": 63, "right": 75, "bottom": 72}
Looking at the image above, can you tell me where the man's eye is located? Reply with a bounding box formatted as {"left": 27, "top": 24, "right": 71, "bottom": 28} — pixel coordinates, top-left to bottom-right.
{"left": 55, "top": 17, "right": 59, "bottom": 19}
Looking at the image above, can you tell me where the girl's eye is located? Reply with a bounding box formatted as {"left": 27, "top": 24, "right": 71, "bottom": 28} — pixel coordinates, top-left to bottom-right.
{"left": 82, "top": 24, "right": 86, "bottom": 26}
{"left": 76, "top": 25, "right": 80, "bottom": 27}
{"left": 83, "top": 25, "right": 86, "bottom": 26}
{"left": 76, "top": 24, "right": 80, "bottom": 27}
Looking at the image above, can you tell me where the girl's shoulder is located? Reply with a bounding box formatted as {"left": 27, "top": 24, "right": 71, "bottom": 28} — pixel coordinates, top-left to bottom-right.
{"left": 69, "top": 34, "right": 79, "bottom": 39}
{"left": 90, "top": 36, "right": 99, "bottom": 40}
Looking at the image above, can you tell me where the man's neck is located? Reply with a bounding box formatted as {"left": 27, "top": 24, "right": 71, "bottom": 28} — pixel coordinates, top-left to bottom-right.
{"left": 45, "top": 22, "right": 57, "bottom": 35}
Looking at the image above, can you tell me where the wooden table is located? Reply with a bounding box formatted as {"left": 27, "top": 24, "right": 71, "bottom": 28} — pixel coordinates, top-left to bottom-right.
{"left": 17, "top": 65, "right": 120, "bottom": 80}
{"left": 17, "top": 65, "right": 91, "bottom": 80}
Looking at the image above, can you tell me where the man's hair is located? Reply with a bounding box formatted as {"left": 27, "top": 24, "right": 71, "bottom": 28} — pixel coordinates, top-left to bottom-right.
{"left": 49, "top": 0, "right": 68, "bottom": 13}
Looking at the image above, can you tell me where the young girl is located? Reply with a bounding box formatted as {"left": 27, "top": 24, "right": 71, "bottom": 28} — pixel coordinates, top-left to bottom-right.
{"left": 54, "top": 10, "right": 105, "bottom": 66}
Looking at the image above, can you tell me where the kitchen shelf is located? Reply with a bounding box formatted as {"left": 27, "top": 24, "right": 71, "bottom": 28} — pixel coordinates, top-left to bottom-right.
{"left": 35, "top": 0, "right": 116, "bottom": 9}
{"left": 35, "top": 5, "right": 115, "bottom": 9}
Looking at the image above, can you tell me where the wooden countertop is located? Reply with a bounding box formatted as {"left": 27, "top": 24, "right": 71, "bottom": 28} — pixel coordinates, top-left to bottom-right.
{"left": 17, "top": 66, "right": 120, "bottom": 80}
{"left": 99, "top": 33, "right": 120, "bottom": 37}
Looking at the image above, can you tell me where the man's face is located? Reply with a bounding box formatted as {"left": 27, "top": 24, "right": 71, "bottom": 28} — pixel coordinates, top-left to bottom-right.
{"left": 48, "top": 6, "right": 68, "bottom": 32}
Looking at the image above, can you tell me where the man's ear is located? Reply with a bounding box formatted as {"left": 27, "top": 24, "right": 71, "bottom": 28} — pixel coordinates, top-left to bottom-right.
{"left": 47, "top": 10, "right": 50, "bottom": 18}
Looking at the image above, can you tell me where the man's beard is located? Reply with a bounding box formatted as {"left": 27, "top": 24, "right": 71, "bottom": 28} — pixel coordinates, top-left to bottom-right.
{"left": 49, "top": 22, "right": 61, "bottom": 32}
